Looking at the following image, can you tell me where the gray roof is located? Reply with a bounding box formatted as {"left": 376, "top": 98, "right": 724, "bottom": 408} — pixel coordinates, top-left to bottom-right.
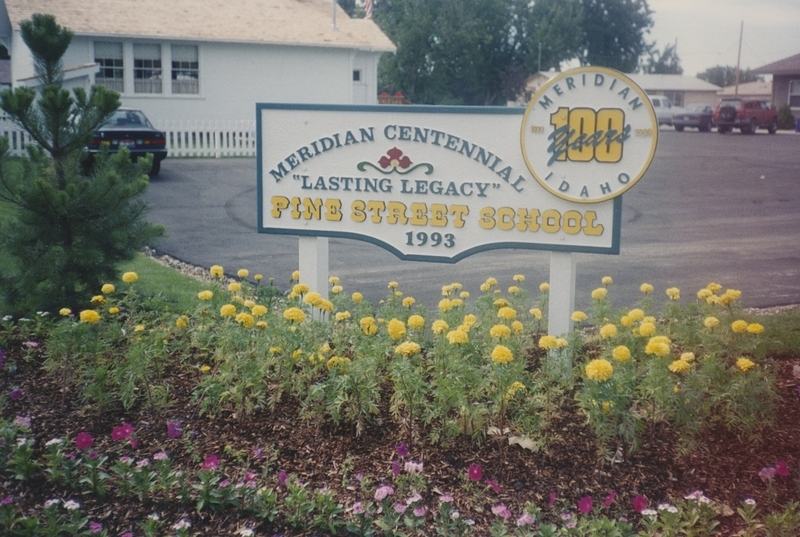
{"left": 753, "top": 53, "right": 800, "bottom": 76}
{"left": 627, "top": 74, "right": 720, "bottom": 92}
{"left": 3, "top": 0, "right": 396, "bottom": 52}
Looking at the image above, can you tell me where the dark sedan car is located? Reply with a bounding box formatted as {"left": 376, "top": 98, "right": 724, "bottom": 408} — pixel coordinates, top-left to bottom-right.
{"left": 671, "top": 104, "right": 714, "bottom": 132}
{"left": 86, "top": 108, "right": 167, "bottom": 175}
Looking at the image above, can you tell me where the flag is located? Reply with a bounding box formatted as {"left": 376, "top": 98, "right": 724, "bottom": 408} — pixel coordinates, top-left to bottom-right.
{"left": 364, "top": 0, "right": 373, "bottom": 19}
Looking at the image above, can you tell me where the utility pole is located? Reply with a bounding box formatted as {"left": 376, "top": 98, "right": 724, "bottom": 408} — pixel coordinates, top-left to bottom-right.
{"left": 734, "top": 21, "right": 743, "bottom": 95}
{"left": 538, "top": 42, "right": 542, "bottom": 73}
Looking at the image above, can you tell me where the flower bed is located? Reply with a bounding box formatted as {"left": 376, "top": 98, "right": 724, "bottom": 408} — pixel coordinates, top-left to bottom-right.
{"left": 1, "top": 269, "right": 799, "bottom": 536}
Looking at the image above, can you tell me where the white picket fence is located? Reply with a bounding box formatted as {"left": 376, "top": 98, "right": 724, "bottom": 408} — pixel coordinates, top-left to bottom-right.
{"left": 0, "top": 117, "right": 257, "bottom": 158}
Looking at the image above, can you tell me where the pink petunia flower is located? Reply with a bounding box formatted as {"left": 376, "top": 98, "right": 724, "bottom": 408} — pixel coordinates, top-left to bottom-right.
{"left": 632, "top": 494, "right": 648, "bottom": 513}
{"left": 578, "top": 496, "right": 593, "bottom": 514}
{"left": 603, "top": 491, "right": 617, "bottom": 507}
{"left": 774, "top": 461, "right": 789, "bottom": 477}
{"left": 202, "top": 454, "right": 219, "bottom": 470}
{"left": 75, "top": 432, "right": 93, "bottom": 450}
{"left": 468, "top": 463, "right": 482, "bottom": 481}
{"left": 548, "top": 491, "right": 558, "bottom": 507}
{"left": 485, "top": 478, "right": 500, "bottom": 493}
{"left": 491, "top": 503, "right": 512, "bottom": 519}
{"left": 759, "top": 467, "right": 776, "bottom": 481}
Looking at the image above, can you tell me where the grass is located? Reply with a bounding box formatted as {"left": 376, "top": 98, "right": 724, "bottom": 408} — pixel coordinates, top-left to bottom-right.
{"left": 117, "top": 253, "right": 209, "bottom": 313}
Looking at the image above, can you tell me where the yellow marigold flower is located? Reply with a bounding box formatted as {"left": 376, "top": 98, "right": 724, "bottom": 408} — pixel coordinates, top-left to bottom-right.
{"left": 232, "top": 295, "right": 244, "bottom": 304}
{"left": 326, "top": 356, "right": 351, "bottom": 371}
{"left": 697, "top": 288, "right": 712, "bottom": 300}
{"left": 493, "top": 298, "right": 509, "bottom": 308}
{"left": 591, "top": 288, "right": 607, "bottom": 300}
{"left": 680, "top": 352, "right": 695, "bottom": 362}
{"left": 490, "top": 324, "right": 511, "bottom": 339}
{"left": 529, "top": 307, "right": 542, "bottom": 320}
{"left": 485, "top": 277, "right": 498, "bottom": 288}
{"left": 438, "top": 298, "right": 452, "bottom": 312}
{"left": 134, "top": 325, "right": 145, "bottom": 332}
{"left": 506, "top": 381, "right": 526, "bottom": 396}
{"left": 571, "top": 311, "right": 588, "bottom": 322}
{"left": 269, "top": 347, "right": 281, "bottom": 354}
{"left": 329, "top": 285, "right": 342, "bottom": 294}
{"left": 291, "top": 270, "right": 300, "bottom": 281}
{"left": 388, "top": 281, "right": 399, "bottom": 290}
{"left": 539, "top": 282, "right": 550, "bottom": 293}
{"left": 480, "top": 282, "right": 491, "bottom": 293}
{"left": 176, "top": 315, "right": 189, "bottom": 329}
{"left": 210, "top": 265, "right": 224, "bottom": 278}
{"left": 360, "top": 316, "right": 377, "bottom": 335}
{"left": 220, "top": 304, "right": 237, "bottom": 317}
{"left": 197, "top": 290, "right": 213, "bottom": 301}
{"left": 318, "top": 299, "right": 334, "bottom": 312}
{"left": 255, "top": 274, "right": 263, "bottom": 281}
{"left": 674, "top": 385, "right": 681, "bottom": 394}
{"left": 666, "top": 287, "right": 680, "bottom": 300}
{"left": 59, "top": 308, "right": 72, "bottom": 316}
{"left": 585, "top": 359, "right": 613, "bottom": 382}
{"left": 395, "top": 341, "right": 421, "bottom": 357}
{"left": 704, "top": 316, "right": 719, "bottom": 328}
{"left": 451, "top": 282, "right": 462, "bottom": 290}
{"left": 643, "top": 316, "right": 656, "bottom": 324}
{"left": 400, "top": 297, "right": 415, "bottom": 308}
{"left": 335, "top": 311, "right": 351, "bottom": 322}
{"left": 121, "top": 271, "right": 138, "bottom": 284}
{"left": 408, "top": 315, "right": 425, "bottom": 329}
{"left": 352, "top": 292, "right": 363, "bottom": 303}
{"left": 640, "top": 283, "right": 654, "bottom": 294}
{"left": 304, "top": 291, "right": 323, "bottom": 307}
{"left": 441, "top": 284, "right": 453, "bottom": 296}
{"left": 237, "top": 269, "right": 249, "bottom": 278}
{"left": 451, "top": 298, "right": 463, "bottom": 308}
{"left": 511, "top": 320, "right": 523, "bottom": 334}
{"left": 460, "top": 291, "right": 469, "bottom": 299}
{"left": 395, "top": 291, "right": 403, "bottom": 297}
{"left": 432, "top": 319, "right": 449, "bottom": 334}
{"left": 557, "top": 337, "right": 568, "bottom": 347}
{"left": 446, "top": 329, "right": 469, "bottom": 344}
{"left": 538, "top": 335, "right": 560, "bottom": 350}
{"left": 256, "top": 321, "right": 267, "bottom": 329}
{"left": 707, "top": 282, "right": 722, "bottom": 294}
{"left": 236, "top": 312, "right": 255, "bottom": 328}
{"left": 645, "top": 340, "right": 671, "bottom": 357}
{"left": 79, "top": 309, "right": 100, "bottom": 324}
{"left": 387, "top": 318, "right": 407, "bottom": 341}
{"left": 498, "top": 306, "right": 517, "bottom": 321}
{"left": 736, "top": 357, "right": 756, "bottom": 372}
{"left": 602, "top": 401, "right": 614, "bottom": 414}
{"left": 602, "top": 276, "right": 613, "bottom": 286}
{"left": 247, "top": 304, "right": 265, "bottom": 317}
{"left": 619, "top": 315, "right": 632, "bottom": 327}
{"left": 243, "top": 300, "right": 255, "bottom": 309}
{"left": 228, "top": 282, "right": 241, "bottom": 293}
{"left": 292, "top": 349, "right": 303, "bottom": 359}
{"left": 612, "top": 345, "right": 631, "bottom": 362}
{"left": 599, "top": 324, "right": 618, "bottom": 339}
{"left": 508, "top": 285, "right": 520, "bottom": 294}
{"left": 291, "top": 283, "right": 308, "bottom": 295}
{"left": 668, "top": 359, "right": 691, "bottom": 374}
{"left": 731, "top": 320, "right": 748, "bottom": 333}
{"left": 200, "top": 365, "right": 211, "bottom": 373}
{"left": 746, "top": 323, "right": 764, "bottom": 334}
{"left": 456, "top": 314, "right": 474, "bottom": 329}
{"left": 108, "top": 307, "right": 119, "bottom": 315}
{"left": 101, "top": 284, "right": 115, "bottom": 294}
{"left": 491, "top": 345, "right": 513, "bottom": 364}
{"left": 638, "top": 322, "right": 656, "bottom": 337}
{"left": 627, "top": 308, "right": 645, "bottom": 322}
{"left": 512, "top": 274, "right": 525, "bottom": 282}
{"left": 91, "top": 295, "right": 105, "bottom": 305}
{"left": 283, "top": 307, "right": 306, "bottom": 323}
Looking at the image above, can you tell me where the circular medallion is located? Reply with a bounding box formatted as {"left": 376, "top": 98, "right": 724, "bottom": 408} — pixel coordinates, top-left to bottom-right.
{"left": 520, "top": 67, "right": 658, "bottom": 203}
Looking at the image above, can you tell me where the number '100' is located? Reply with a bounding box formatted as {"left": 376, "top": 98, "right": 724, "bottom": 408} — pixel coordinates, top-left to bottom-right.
{"left": 549, "top": 107, "right": 625, "bottom": 163}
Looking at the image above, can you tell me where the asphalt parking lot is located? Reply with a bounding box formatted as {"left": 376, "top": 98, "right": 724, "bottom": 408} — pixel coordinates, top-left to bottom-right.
{"left": 144, "top": 129, "right": 800, "bottom": 311}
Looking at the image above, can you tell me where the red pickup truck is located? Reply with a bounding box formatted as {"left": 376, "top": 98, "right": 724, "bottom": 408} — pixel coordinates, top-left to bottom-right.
{"left": 713, "top": 97, "right": 778, "bottom": 134}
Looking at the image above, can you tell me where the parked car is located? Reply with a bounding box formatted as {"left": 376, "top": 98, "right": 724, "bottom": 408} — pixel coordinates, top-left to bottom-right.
{"left": 712, "top": 98, "right": 778, "bottom": 134}
{"left": 85, "top": 108, "right": 167, "bottom": 175}
{"left": 672, "top": 104, "right": 714, "bottom": 132}
{"left": 649, "top": 95, "right": 675, "bottom": 126}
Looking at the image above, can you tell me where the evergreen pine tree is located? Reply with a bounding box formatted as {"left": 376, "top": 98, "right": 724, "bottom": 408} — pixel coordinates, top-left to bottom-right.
{"left": 0, "top": 14, "right": 164, "bottom": 314}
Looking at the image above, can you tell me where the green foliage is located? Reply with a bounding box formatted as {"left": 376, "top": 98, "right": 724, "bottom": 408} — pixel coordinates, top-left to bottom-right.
{"left": 696, "top": 65, "right": 762, "bottom": 87}
{"left": 777, "top": 104, "right": 795, "bottom": 130}
{"left": 0, "top": 14, "right": 163, "bottom": 315}
{"left": 577, "top": 0, "right": 653, "bottom": 72}
{"left": 641, "top": 42, "right": 683, "bottom": 74}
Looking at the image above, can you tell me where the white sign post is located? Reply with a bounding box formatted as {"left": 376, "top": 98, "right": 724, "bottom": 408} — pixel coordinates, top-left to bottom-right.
{"left": 257, "top": 67, "right": 657, "bottom": 334}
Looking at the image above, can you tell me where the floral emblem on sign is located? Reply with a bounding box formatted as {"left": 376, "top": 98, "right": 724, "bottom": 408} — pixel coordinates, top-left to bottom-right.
{"left": 358, "top": 147, "right": 433, "bottom": 175}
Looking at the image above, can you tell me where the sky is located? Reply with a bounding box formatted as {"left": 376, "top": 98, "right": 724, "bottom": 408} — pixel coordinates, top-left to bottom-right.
{"left": 646, "top": 0, "right": 800, "bottom": 77}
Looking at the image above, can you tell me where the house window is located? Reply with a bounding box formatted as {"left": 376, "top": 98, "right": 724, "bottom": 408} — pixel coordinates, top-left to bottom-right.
{"left": 663, "top": 90, "right": 683, "bottom": 107}
{"left": 353, "top": 69, "right": 361, "bottom": 82}
{"left": 95, "top": 42, "right": 124, "bottom": 92}
{"left": 172, "top": 45, "right": 199, "bottom": 94}
{"left": 790, "top": 80, "right": 800, "bottom": 107}
{"left": 134, "top": 44, "right": 162, "bottom": 94}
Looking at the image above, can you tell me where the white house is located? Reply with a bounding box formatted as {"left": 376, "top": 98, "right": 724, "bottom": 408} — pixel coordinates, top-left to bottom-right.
{"left": 625, "top": 74, "right": 721, "bottom": 108}
{"left": 0, "top": 0, "right": 395, "bottom": 125}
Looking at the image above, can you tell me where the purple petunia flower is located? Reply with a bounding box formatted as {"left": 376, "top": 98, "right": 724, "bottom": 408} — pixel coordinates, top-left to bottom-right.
{"left": 396, "top": 442, "right": 409, "bottom": 458}
{"left": 278, "top": 470, "right": 288, "bottom": 487}
{"left": 548, "top": 491, "right": 557, "bottom": 507}
{"left": 9, "top": 388, "right": 22, "bottom": 400}
{"left": 468, "top": 463, "right": 482, "bottom": 481}
{"left": 202, "top": 454, "right": 219, "bottom": 470}
{"left": 578, "top": 496, "right": 593, "bottom": 514}
{"left": 374, "top": 484, "right": 394, "bottom": 501}
{"left": 392, "top": 459, "right": 401, "bottom": 476}
{"left": 89, "top": 521, "right": 103, "bottom": 533}
{"left": 167, "top": 421, "right": 182, "bottom": 439}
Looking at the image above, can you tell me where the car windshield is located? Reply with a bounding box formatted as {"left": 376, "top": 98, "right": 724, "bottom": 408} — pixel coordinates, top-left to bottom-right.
{"left": 685, "top": 104, "right": 709, "bottom": 113}
{"left": 718, "top": 99, "right": 741, "bottom": 108}
{"left": 102, "top": 110, "right": 152, "bottom": 128}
